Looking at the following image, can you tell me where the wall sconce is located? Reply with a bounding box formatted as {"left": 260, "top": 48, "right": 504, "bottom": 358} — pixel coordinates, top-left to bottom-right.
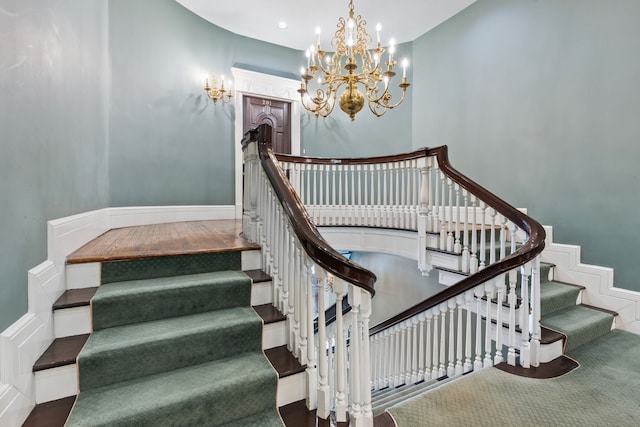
{"left": 204, "top": 75, "right": 232, "bottom": 105}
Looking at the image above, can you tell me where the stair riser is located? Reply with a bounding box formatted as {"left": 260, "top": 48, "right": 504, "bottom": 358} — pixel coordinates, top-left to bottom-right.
{"left": 54, "top": 307, "right": 91, "bottom": 338}
{"left": 64, "top": 250, "right": 262, "bottom": 289}
{"left": 263, "top": 320, "right": 287, "bottom": 350}
{"left": 34, "top": 365, "right": 76, "bottom": 404}
{"left": 277, "top": 371, "right": 306, "bottom": 407}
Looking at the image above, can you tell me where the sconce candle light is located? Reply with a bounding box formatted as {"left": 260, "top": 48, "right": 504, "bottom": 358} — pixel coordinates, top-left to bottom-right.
{"left": 204, "top": 75, "right": 233, "bottom": 105}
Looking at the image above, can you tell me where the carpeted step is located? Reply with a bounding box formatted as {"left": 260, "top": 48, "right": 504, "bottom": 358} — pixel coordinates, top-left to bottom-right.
{"left": 91, "top": 271, "right": 251, "bottom": 330}
{"left": 539, "top": 280, "right": 581, "bottom": 316}
{"left": 66, "top": 352, "right": 281, "bottom": 427}
{"left": 78, "top": 306, "right": 262, "bottom": 390}
{"left": 540, "top": 305, "right": 613, "bottom": 351}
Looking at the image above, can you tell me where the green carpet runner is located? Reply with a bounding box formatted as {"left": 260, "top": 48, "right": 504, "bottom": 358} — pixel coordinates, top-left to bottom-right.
{"left": 66, "top": 267, "right": 283, "bottom": 426}
{"left": 538, "top": 264, "right": 614, "bottom": 351}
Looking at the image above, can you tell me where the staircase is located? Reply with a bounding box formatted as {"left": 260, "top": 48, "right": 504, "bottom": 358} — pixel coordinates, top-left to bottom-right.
{"left": 22, "top": 221, "right": 307, "bottom": 427}
{"left": 367, "top": 259, "right": 617, "bottom": 418}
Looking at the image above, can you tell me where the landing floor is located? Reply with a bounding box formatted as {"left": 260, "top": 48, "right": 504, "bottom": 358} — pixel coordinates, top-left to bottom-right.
{"left": 66, "top": 219, "right": 259, "bottom": 263}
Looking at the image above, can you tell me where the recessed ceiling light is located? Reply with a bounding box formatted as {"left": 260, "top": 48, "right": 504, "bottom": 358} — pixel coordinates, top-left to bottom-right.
{"left": 278, "top": 21, "right": 288, "bottom": 29}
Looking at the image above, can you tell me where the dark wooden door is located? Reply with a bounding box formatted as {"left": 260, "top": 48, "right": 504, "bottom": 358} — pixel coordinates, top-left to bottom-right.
{"left": 243, "top": 96, "right": 291, "bottom": 154}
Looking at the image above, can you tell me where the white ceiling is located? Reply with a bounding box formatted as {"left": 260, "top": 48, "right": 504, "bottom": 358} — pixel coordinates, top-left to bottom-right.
{"left": 176, "top": 0, "right": 476, "bottom": 51}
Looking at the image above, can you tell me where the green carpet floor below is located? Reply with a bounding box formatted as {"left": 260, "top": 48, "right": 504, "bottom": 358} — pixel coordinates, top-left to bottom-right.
{"left": 388, "top": 329, "right": 640, "bottom": 426}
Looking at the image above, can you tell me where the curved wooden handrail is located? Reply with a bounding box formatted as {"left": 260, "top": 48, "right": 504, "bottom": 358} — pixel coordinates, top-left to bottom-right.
{"left": 244, "top": 126, "right": 545, "bottom": 335}
{"left": 369, "top": 145, "right": 546, "bottom": 335}
{"left": 242, "top": 124, "right": 376, "bottom": 296}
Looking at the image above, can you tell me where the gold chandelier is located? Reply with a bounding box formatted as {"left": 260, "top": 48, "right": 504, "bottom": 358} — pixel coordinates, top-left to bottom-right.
{"left": 298, "top": 0, "right": 410, "bottom": 121}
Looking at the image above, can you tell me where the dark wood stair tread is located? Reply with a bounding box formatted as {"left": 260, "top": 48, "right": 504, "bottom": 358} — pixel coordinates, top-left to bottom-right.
{"left": 264, "top": 345, "right": 305, "bottom": 378}
{"left": 22, "top": 396, "right": 75, "bottom": 427}
{"left": 279, "top": 399, "right": 349, "bottom": 427}
{"left": 33, "top": 334, "right": 90, "bottom": 372}
{"left": 253, "top": 303, "right": 286, "bottom": 324}
{"left": 244, "top": 269, "right": 272, "bottom": 283}
{"left": 495, "top": 355, "right": 579, "bottom": 379}
{"left": 53, "top": 288, "right": 98, "bottom": 310}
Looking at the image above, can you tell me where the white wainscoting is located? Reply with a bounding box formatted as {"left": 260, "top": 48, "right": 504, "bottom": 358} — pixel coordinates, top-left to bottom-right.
{"left": 0, "top": 205, "right": 235, "bottom": 427}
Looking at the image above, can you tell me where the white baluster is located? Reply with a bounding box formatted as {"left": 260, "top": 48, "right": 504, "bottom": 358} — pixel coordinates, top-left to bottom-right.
{"left": 461, "top": 190, "right": 470, "bottom": 272}
{"left": 507, "top": 268, "right": 518, "bottom": 366}
{"left": 520, "top": 262, "right": 531, "bottom": 368}
{"left": 316, "top": 271, "right": 330, "bottom": 419}
{"left": 479, "top": 202, "right": 487, "bottom": 270}
{"left": 454, "top": 184, "right": 462, "bottom": 254}
{"left": 399, "top": 322, "right": 407, "bottom": 385}
{"left": 439, "top": 172, "right": 446, "bottom": 250}
{"left": 494, "top": 276, "right": 505, "bottom": 365}
{"left": 349, "top": 298, "right": 362, "bottom": 423}
{"left": 424, "top": 310, "right": 433, "bottom": 380}
{"left": 484, "top": 282, "right": 494, "bottom": 367}
{"left": 333, "top": 278, "right": 347, "bottom": 422}
{"left": 455, "top": 296, "right": 464, "bottom": 376}
{"left": 489, "top": 208, "right": 497, "bottom": 265}
{"left": 417, "top": 313, "right": 426, "bottom": 381}
{"left": 530, "top": 257, "right": 541, "bottom": 368}
{"left": 411, "top": 316, "right": 419, "bottom": 384}
{"left": 304, "top": 258, "right": 317, "bottom": 409}
{"left": 474, "top": 287, "right": 483, "bottom": 371}
{"left": 438, "top": 304, "right": 447, "bottom": 378}
{"left": 464, "top": 291, "right": 473, "bottom": 373}
{"left": 446, "top": 178, "right": 454, "bottom": 252}
{"left": 470, "top": 196, "right": 479, "bottom": 273}
{"left": 432, "top": 308, "right": 440, "bottom": 379}
{"left": 447, "top": 300, "right": 456, "bottom": 378}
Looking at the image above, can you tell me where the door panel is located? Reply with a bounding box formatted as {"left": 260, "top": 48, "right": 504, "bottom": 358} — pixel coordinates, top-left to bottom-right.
{"left": 243, "top": 96, "right": 291, "bottom": 154}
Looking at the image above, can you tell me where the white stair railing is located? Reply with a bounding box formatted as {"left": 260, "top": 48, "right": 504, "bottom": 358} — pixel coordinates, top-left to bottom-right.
{"left": 242, "top": 125, "right": 545, "bottom": 424}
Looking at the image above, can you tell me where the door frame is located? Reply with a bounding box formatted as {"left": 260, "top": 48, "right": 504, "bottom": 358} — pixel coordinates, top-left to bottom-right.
{"left": 231, "top": 67, "right": 301, "bottom": 218}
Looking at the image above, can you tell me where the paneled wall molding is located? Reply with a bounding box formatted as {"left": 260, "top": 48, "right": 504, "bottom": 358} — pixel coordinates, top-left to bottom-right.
{"left": 540, "top": 225, "right": 640, "bottom": 334}
{"left": 0, "top": 205, "right": 234, "bottom": 426}
{"left": 231, "top": 67, "right": 302, "bottom": 218}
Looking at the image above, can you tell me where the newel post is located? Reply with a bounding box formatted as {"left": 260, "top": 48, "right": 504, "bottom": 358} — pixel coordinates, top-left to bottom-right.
{"left": 242, "top": 139, "right": 259, "bottom": 243}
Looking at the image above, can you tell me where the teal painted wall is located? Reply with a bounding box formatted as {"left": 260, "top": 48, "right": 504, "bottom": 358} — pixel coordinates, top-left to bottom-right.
{"left": 0, "top": 0, "right": 110, "bottom": 331}
{"left": 108, "top": 0, "right": 303, "bottom": 206}
{"left": 412, "top": 0, "right": 640, "bottom": 292}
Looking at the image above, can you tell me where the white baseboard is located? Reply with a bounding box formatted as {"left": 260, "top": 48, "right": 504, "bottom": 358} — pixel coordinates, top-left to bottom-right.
{"left": 0, "top": 205, "right": 236, "bottom": 426}
{"left": 541, "top": 225, "right": 640, "bottom": 334}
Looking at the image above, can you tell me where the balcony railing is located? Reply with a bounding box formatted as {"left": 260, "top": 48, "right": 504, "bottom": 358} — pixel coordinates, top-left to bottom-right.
{"left": 241, "top": 124, "right": 545, "bottom": 427}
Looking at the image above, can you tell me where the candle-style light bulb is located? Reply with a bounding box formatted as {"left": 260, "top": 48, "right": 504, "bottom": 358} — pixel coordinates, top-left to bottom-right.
{"left": 389, "top": 39, "right": 396, "bottom": 62}
{"left": 402, "top": 58, "right": 408, "bottom": 78}
{"left": 315, "top": 26, "right": 321, "bottom": 47}
{"left": 376, "top": 23, "right": 381, "bottom": 44}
